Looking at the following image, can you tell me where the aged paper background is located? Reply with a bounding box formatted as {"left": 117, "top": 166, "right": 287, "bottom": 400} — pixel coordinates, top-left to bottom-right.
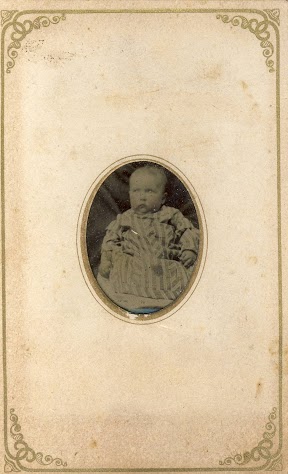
{"left": 1, "top": 0, "right": 288, "bottom": 471}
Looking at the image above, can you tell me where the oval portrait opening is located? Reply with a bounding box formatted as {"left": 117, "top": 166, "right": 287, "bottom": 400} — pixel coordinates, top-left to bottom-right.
{"left": 81, "top": 159, "right": 204, "bottom": 323}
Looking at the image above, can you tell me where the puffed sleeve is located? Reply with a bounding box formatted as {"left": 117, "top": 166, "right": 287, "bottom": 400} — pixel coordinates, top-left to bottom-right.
{"left": 170, "top": 209, "right": 200, "bottom": 255}
{"left": 101, "top": 215, "right": 123, "bottom": 253}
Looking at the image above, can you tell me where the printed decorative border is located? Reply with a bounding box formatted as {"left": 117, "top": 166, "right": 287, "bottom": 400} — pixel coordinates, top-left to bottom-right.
{"left": 216, "top": 9, "right": 279, "bottom": 72}
{"left": 219, "top": 408, "right": 281, "bottom": 470}
{"left": 1, "top": 7, "right": 282, "bottom": 472}
{"left": 4, "top": 409, "right": 67, "bottom": 471}
{"left": 5, "top": 12, "right": 66, "bottom": 73}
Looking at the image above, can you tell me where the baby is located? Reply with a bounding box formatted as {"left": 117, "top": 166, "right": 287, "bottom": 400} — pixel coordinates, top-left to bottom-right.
{"left": 98, "top": 166, "right": 199, "bottom": 302}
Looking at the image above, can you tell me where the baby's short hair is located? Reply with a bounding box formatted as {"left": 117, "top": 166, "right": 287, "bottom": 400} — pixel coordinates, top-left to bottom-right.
{"left": 130, "top": 165, "right": 168, "bottom": 191}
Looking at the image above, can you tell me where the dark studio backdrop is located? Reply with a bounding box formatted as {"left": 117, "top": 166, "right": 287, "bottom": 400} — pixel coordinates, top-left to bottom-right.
{"left": 86, "top": 161, "right": 199, "bottom": 277}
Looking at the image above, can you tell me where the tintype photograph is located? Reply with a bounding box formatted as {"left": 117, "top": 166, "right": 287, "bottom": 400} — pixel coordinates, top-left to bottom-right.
{"left": 86, "top": 159, "right": 201, "bottom": 316}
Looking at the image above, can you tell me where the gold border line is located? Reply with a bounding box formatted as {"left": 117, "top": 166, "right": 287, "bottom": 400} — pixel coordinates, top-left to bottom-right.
{"left": 272, "top": 18, "right": 282, "bottom": 458}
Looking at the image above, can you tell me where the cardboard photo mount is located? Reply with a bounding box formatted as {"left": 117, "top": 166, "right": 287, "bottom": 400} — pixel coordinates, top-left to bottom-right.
{"left": 1, "top": 1, "right": 288, "bottom": 472}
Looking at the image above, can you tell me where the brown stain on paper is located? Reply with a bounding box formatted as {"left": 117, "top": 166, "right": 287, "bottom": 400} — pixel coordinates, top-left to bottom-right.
{"left": 105, "top": 88, "right": 162, "bottom": 108}
{"left": 241, "top": 80, "right": 248, "bottom": 91}
{"left": 247, "top": 256, "right": 258, "bottom": 265}
{"left": 269, "top": 340, "right": 278, "bottom": 357}
{"left": 21, "top": 344, "right": 32, "bottom": 357}
{"left": 202, "top": 64, "right": 222, "bottom": 80}
{"left": 90, "top": 439, "right": 97, "bottom": 449}
{"left": 269, "top": 341, "right": 288, "bottom": 375}
{"left": 69, "top": 147, "right": 78, "bottom": 161}
{"left": 240, "top": 81, "right": 260, "bottom": 116}
{"left": 255, "top": 379, "right": 263, "bottom": 398}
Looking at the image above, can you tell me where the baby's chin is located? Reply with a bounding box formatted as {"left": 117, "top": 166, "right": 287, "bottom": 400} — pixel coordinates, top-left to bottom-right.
{"left": 133, "top": 204, "right": 160, "bottom": 214}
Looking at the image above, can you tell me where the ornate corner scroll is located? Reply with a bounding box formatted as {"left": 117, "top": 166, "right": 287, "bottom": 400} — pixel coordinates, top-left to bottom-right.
{"left": 4, "top": 408, "right": 67, "bottom": 471}
{"left": 219, "top": 408, "right": 280, "bottom": 469}
{"left": 3, "top": 13, "right": 66, "bottom": 73}
{"left": 216, "top": 9, "right": 280, "bottom": 73}
{"left": 266, "top": 454, "right": 283, "bottom": 471}
{"left": 264, "top": 9, "right": 280, "bottom": 26}
{"left": 4, "top": 455, "right": 21, "bottom": 472}
{"left": 1, "top": 11, "right": 18, "bottom": 26}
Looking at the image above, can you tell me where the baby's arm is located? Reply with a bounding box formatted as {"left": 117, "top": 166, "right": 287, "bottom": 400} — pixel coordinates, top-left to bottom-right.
{"left": 171, "top": 210, "right": 200, "bottom": 268}
{"left": 98, "top": 217, "right": 122, "bottom": 279}
{"left": 98, "top": 251, "right": 113, "bottom": 278}
{"left": 180, "top": 249, "right": 197, "bottom": 268}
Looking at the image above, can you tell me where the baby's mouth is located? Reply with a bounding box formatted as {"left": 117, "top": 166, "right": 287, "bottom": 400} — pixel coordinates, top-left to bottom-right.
{"left": 136, "top": 204, "right": 148, "bottom": 213}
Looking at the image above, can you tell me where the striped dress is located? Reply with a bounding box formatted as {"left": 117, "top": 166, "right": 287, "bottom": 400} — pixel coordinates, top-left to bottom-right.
{"left": 100, "top": 206, "right": 199, "bottom": 301}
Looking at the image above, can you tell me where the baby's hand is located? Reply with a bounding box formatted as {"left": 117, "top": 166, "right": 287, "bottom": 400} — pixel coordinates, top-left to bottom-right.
{"left": 98, "top": 252, "right": 113, "bottom": 279}
{"left": 180, "top": 250, "right": 197, "bottom": 268}
{"left": 122, "top": 242, "right": 135, "bottom": 256}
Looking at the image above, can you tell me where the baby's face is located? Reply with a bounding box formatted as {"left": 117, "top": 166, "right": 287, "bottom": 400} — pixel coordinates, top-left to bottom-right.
{"left": 129, "top": 171, "right": 165, "bottom": 215}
